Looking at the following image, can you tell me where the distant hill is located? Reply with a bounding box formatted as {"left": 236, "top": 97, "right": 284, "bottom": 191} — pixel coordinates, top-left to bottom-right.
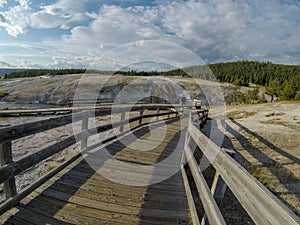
{"left": 0, "top": 69, "right": 28, "bottom": 77}
{"left": 208, "top": 61, "right": 300, "bottom": 86}
{"left": 93, "top": 61, "right": 300, "bottom": 101}
{"left": 208, "top": 61, "right": 300, "bottom": 101}
{"left": 2, "top": 69, "right": 85, "bottom": 78}
{"left": 2, "top": 61, "right": 300, "bottom": 101}
{"left": 164, "top": 61, "right": 300, "bottom": 101}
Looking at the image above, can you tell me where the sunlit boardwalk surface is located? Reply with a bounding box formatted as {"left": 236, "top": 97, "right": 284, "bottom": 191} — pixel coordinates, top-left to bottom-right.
{"left": 1, "top": 118, "right": 191, "bottom": 225}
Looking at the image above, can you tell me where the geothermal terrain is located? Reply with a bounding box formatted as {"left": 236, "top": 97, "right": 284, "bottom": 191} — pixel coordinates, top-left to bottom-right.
{"left": 0, "top": 75, "right": 299, "bottom": 218}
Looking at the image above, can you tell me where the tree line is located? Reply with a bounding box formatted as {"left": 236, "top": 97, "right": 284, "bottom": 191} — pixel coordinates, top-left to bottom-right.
{"left": 2, "top": 61, "right": 300, "bottom": 101}
{"left": 3, "top": 69, "right": 85, "bottom": 78}
{"left": 117, "top": 61, "right": 300, "bottom": 101}
{"left": 208, "top": 61, "right": 300, "bottom": 101}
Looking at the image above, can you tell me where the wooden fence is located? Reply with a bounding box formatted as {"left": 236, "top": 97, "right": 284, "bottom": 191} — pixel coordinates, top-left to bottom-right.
{"left": 2, "top": 105, "right": 299, "bottom": 224}
{"left": 182, "top": 111, "right": 300, "bottom": 225}
{"left": 0, "top": 104, "right": 179, "bottom": 215}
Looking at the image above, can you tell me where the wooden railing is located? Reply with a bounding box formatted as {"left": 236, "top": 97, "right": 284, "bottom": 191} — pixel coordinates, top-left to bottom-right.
{"left": 182, "top": 111, "right": 300, "bottom": 225}
{"left": 0, "top": 103, "right": 176, "bottom": 117}
{"left": 0, "top": 104, "right": 180, "bottom": 215}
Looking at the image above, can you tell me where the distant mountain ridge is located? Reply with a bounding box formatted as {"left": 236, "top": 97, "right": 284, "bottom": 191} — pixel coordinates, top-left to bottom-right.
{"left": 0, "top": 69, "right": 28, "bottom": 77}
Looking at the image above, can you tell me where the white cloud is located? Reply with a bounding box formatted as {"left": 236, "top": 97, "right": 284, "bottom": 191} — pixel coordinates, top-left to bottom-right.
{"left": 45, "top": 5, "right": 167, "bottom": 56}
{"left": 30, "top": 11, "right": 65, "bottom": 29}
{"left": 61, "top": 13, "right": 91, "bottom": 29}
{"left": 0, "top": 0, "right": 32, "bottom": 37}
{"left": 156, "top": 0, "right": 300, "bottom": 63}
{"left": 0, "top": 0, "right": 92, "bottom": 35}
{"left": 0, "top": 0, "right": 7, "bottom": 8}
{"left": 1, "top": 0, "right": 300, "bottom": 66}
{"left": 0, "top": 60, "right": 13, "bottom": 68}
{"left": 17, "top": 59, "right": 44, "bottom": 68}
{"left": 40, "top": 0, "right": 300, "bottom": 67}
{"left": 30, "top": 0, "right": 91, "bottom": 30}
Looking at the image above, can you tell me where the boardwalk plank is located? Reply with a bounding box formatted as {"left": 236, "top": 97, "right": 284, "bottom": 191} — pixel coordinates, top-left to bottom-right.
{"left": 1, "top": 118, "right": 191, "bottom": 225}
{"left": 41, "top": 182, "right": 189, "bottom": 210}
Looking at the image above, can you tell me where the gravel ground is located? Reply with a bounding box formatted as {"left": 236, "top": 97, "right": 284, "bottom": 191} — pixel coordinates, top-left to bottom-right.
{"left": 223, "top": 101, "right": 300, "bottom": 217}
{"left": 189, "top": 101, "right": 300, "bottom": 224}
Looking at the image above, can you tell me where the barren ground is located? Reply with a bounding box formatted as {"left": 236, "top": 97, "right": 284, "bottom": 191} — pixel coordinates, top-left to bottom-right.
{"left": 0, "top": 75, "right": 299, "bottom": 221}
{"left": 221, "top": 102, "right": 300, "bottom": 217}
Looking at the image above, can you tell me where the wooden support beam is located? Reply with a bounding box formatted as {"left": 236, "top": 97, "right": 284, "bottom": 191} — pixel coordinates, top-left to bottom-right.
{"left": 0, "top": 142, "right": 17, "bottom": 200}
{"left": 0, "top": 150, "right": 82, "bottom": 216}
{"left": 0, "top": 136, "right": 77, "bottom": 184}
{"left": 184, "top": 143, "right": 226, "bottom": 225}
{"left": 182, "top": 166, "right": 200, "bottom": 225}
{"left": 81, "top": 112, "right": 89, "bottom": 150}
{"left": 211, "top": 149, "right": 236, "bottom": 205}
{"left": 120, "top": 111, "right": 126, "bottom": 132}
{"left": 201, "top": 150, "right": 236, "bottom": 225}
{"left": 139, "top": 109, "right": 144, "bottom": 125}
{"left": 189, "top": 124, "right": 300, "bottom": 225}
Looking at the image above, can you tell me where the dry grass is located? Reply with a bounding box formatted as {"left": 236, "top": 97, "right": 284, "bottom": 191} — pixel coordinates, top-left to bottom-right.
{"left": 251, "top": 162, "right": 297, "bottom": 188}
{"left": 0, "top": 90, "right": 8, "bottom": 98}
{"left": 260, "top": 119, "right": 299, "bottom": 130}
{"left": 225, "top": 102, "right": 300, "bottom": 216}
{"left": 226, "top": 110, "right": 257, "bottom": 119}
{"left": 251, "top": 164, "right": 300, "bottom": 216}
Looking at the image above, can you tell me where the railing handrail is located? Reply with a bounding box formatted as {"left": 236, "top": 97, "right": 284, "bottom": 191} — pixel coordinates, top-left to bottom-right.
{"left": 0, "top": 104, "right": 180, "bottom": 143}
{"left": 184, "top": 111, "right": 300, "bottom": 225}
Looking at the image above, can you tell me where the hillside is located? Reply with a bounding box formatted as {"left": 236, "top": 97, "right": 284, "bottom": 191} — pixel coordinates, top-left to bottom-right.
{"left": 171, "top": 61, "right": 300, "bottom": 101}
{"left": 208, "top": 61, "right": 300, "bottom": 101}
{"left": 102, "top": 61, "right": 300, "bottom": 101}
{"left": 1, "top": 61, "right": 300, "bottom": 103}
{"left": 0, "top": 69, "right": 28, "bottom": 77}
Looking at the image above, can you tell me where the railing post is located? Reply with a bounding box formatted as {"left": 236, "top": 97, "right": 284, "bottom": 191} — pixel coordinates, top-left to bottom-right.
{"left": 201, "top": 149, "right": 236, "bottom": 225}
{"left": 139, "top": 108, "right": 144, "bottom": 125}
{"left": 182, "top": 132, "right": 190, "bottom": 166}
{"left": 120, "top": 111, "right": 126, "bottom": 132}
{"left": 0, "top": 142, "right": 17, "bottom": 199}
{"left": 156, "top": 107, "right": 160, "bottom": 120}
{"left": 81, "top": 112, "right": 88, "bottom": 150}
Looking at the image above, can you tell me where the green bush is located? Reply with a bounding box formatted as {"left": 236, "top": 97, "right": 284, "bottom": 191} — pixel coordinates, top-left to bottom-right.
{"left": 295, "top": 91, "right": 300, "bottom": 100}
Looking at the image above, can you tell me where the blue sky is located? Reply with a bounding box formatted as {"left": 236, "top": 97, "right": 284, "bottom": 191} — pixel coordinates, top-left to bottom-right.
{"left": 0, "top": 0, "right": 300, "bottom": 69}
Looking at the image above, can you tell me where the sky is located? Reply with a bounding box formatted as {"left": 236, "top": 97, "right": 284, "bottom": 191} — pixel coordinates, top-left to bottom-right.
{"left": 0, "top": 0, "right": 300, "bottom": 69}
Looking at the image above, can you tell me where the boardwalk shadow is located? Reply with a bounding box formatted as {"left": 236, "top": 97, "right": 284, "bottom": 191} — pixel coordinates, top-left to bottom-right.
{"left": 201, "top": 119, "right": 234, "bottom": 149}
{"left": 225, "top": 118, "right": 300, "bottom": 216}
{"left": 5, "top": 119, "right": 184, "bottom": 224}
{"left": 137, "top": 122, "right": 191, "bottom": 224}
{"left": 199, "top": 119, "right": 256, "bottom": 224}
{"left": 229, "top": 118, "right": 300, "bottom": 165}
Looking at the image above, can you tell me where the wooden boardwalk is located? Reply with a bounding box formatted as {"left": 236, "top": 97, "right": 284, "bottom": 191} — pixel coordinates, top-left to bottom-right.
{"left": 1, "top": 105, "right": 300, "bottom": 225}
{"left": 1, "top": 118, "right": 191, "bottom": 225}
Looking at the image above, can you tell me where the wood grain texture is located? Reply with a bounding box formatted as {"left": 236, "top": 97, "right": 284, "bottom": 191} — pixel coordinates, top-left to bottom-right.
{"left": 1, "top": 118, "right": 191, "bottom": 225}
{"left": 0, "top": 104, "right": 177, "bottom": 143}
{"left": 181, "top": 166, "right": 200, "bottom": 225}
{"left": 0, "top": 142, "right": 16, "bottom": 200}
{"left": 184, "top": 143, "right": 226, "bottom": 225}
{"left": 189, "top": 123, "right": 300, "bottom": 225}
